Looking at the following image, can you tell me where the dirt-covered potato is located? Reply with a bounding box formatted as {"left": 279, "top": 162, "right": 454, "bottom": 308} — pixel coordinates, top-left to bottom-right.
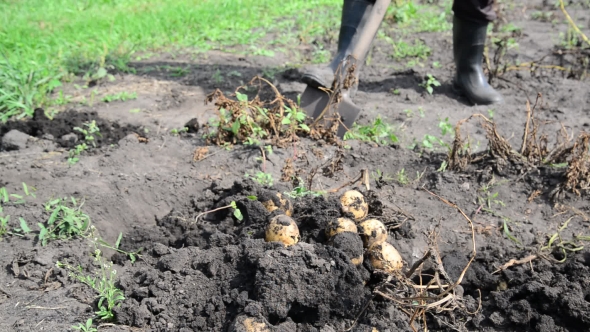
{"left": 340, "top": 190, "right": 368, "bottom": 221}
{"left": 265, "top": 214, "right": 300, "bottom": 247}
{"left": 259, "top": 191, "right": 293, "bottom": 217}
{"left": 367, "top": 242, "right": 403, "bottom": 273}
{"left": 325, "top": 217, "right": 358, "bottom": 238}
{"left": 358, "top": 219, "right": 388, "bottom": 248}
{"left": 329, "top": 231, "right": 364, "bottom": 266}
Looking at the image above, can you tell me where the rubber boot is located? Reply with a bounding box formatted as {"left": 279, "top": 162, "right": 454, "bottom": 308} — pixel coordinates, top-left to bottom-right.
{"left": 452, "top": 16, "right": 503, "bottom": 105}
{"left": 301, "top": 0, "right": 375, "bottom": 89}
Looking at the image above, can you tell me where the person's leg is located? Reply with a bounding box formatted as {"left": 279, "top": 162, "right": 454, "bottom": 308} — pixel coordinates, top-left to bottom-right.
{"left": 452, "top": 0, "right": 503, "bottom": 105}
{"left": 301, "top": 0, "right": 375, "bottom": 89}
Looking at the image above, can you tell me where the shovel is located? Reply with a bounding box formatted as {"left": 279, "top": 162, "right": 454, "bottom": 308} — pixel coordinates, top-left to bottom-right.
{"left": 299, "top": 0, "right": 391, "bottom": 139}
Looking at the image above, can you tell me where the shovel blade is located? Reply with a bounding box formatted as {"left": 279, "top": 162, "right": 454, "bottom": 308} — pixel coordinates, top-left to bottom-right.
{"left": 300, "top": 86, "right": 361, "bottom": 139}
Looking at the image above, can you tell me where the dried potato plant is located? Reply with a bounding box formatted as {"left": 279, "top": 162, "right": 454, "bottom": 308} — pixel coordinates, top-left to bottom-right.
{"left": 447, "top": 94, "right": 590, "bottom": 199}
{"left": 365, "top": 189, "right": 478, "bottom": 332}
{"left": 202, "top": 76, "right": 310, "bottom": 148}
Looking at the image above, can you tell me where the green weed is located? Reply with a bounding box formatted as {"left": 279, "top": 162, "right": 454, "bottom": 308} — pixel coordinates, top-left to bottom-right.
{"left": 57, "top": 246, "right": 125, "bottom": 321}
{"left": 67, "top": 120, "right": 101, "bottom": 165}
{"left": 245, "top": 171, "right": 274, "bottom": 187}
{"left": 72, "top": 318, "right": 97, "bottom": 332}
{"left": 344, "top": 116, "right": 398, "bottom": 145}
{"left": 284, "top": 184, "right": 326, "bottom": 198}
{"left": 419, "top": 74, "right": 441, "bottom": 94}
{"left": 38, "top": 197, "right": 91, "bottom": 246}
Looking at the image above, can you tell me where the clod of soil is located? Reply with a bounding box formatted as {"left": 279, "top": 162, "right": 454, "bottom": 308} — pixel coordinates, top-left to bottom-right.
{"left": 0, "top": 108, "right": 143, "bottom": 150}
{"left": 328, "top": 231, "right": 365, "bottom": 266}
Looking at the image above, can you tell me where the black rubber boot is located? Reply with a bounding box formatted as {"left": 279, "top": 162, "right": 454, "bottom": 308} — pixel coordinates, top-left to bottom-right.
{"left": 452, "top": 16, "right": 503, "bottom": 105}
{"left": 301, "top": 0, "right": 375, "bottom": 89}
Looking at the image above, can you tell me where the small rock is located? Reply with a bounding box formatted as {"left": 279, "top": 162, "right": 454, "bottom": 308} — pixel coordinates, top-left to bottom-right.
{"left": 61, "top": 133, "right": 78, "bottom": 144}
{"left": 41, "top": 133, "right": 54, "bottom": 140}
{"left": 1, "top": 130, "right": 31, "bottom": 150}
{"left": 119, "top": 133, "right": 139, "bottom": 145}
{"left": 460, "top": 182, "right": 470, "bottom": 191}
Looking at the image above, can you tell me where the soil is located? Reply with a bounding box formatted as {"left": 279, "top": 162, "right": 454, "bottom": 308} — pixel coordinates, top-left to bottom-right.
{"left": 1, "top": 0, "right": 590, "bottom": 331}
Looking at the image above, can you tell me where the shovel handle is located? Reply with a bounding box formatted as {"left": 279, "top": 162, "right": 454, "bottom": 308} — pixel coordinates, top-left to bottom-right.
{"left": 349, "top": 0, "right": 391, "bottom": 61}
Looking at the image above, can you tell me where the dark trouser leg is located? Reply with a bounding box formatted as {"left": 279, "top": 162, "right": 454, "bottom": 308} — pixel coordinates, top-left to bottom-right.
{"left": 452, "top": 0, "right": 496, "bottom": 24}
{"left": 301, "top": 0, "right": 375, "bottom": 89}
{"left": 452, "top": 0, "right": 503, "bottom": 105}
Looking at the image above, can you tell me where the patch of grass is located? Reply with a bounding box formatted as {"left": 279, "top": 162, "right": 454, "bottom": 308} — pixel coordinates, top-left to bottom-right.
{"left": 101, "top": 92, "right": 137, "bottom": 103}
{"left": 344, "top": 116, "right": 399, "bottom": 145}
{"left": 0, "top": 56, "right": 62, "bottom": 122}
{"left": 0, "top": 0, "right": 343, "bottom": 121}
{"left": 385, "top": 0, "right": 452, "bottom": 33}
{"left": 0, "top": 183, "right": 36, "bottom": 240}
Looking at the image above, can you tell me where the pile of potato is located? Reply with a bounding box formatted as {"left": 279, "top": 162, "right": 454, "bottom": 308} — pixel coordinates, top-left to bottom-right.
{"left": 261, "top": 189, "right": 403, "bottom": 273}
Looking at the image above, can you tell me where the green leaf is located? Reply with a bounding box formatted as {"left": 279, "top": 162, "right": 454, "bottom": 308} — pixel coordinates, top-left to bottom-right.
{"left": 236, "top": 92, "right": 248, "bottom": 102}
{"left": 281, "top": 117, "right": 291, "bottom": 125}
{"left": 246, "top": 195, "right": 258, "bottom": 200}
{"left": 299, "top": 123, "right": 310, "bottom": 132}
{"left": 38, "top": 223, "right": 48, "bottom": 246}
{"left": 115, "top": 232, "right": 123, "bottom": 249}
{"left": 502, "top": 220, "right": 521, "bottom": 245}
{"left": 230, "top": 201, "right": 237, "bottom": 209}
{"left": 233, "top": 208, "right": 243, "bottom": 221}
{"left": 0, "top": 187, "right": 8, "bottom": 203}
{"left": 231, "top": 121, "right": 241, "bottom": 135}
{"left": 19, "top": 218, "right": 31, "bottom": 233}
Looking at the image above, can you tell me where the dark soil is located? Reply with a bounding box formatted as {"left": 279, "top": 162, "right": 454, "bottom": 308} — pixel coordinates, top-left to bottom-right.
{"left": 1, "top": 0, "right": 590, "bottom": 331}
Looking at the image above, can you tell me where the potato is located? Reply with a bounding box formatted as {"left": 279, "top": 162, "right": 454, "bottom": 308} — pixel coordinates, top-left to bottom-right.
{"left": 260, "top": 191, "right": 293, "bottom": 217}
{"left": 340, "top": 190, "right": 368, "bottom": 221}
{"left": 230, "top": 315, "right": 270, "bottom": 332}
{"left": 351, "top": 255, "right": 364, "bottom": 266}
{"left": 265, "top": 214, "right": 300, "bottom": 247}
{"left": 325, "top": 217, "right": 358, "bottom": 238}
{"left": 358, "top": 219, "right": 388, "bottom": 248}
{"left": 367, "top": 242, "right": 403, "bottom": 273}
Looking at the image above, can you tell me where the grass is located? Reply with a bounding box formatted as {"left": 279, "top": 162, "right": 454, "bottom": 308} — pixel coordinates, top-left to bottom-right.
{"left": 0, "top": 0, "right": 344, "bottom": 121}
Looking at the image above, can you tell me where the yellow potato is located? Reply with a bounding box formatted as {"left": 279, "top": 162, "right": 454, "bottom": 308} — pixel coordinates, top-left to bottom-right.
{"left": 340, "top": 190, "right": 368, "bottom": 221}
{"left": 351, "top": 255, "right": 364, "bottom": 266}
{"left": 368, "top": 242, "right": 403, "bottom": 273}
{"left": 260, "top": 192, "right": 293, "bottom": 217}
{"left": 230, "top": 316, "right": 270, "bottom": 332}
{"left": 264, "top": 214, "right": 300, "bottom": 247}
{"left": 325, "top": 218, "right": 358, "bottom": 238}
{"left": 358, "top": 219, "right": 388, "bottom": 248}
